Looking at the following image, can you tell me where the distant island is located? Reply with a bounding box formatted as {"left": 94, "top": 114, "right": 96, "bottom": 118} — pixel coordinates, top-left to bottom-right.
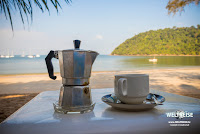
{"left": 111, "top": 25, "right": 200, "bottom": 56}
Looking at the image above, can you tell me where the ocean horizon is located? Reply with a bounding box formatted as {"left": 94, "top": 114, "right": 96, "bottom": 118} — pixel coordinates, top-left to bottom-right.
{"left": 0, "top": 55, "right": 200, "bottom": 75}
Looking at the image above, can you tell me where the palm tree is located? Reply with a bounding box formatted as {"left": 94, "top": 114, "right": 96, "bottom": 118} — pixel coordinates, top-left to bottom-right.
{"left": 166, "top": 0, "right": 200, "bottom": 15}
{"left": 0, "top": 0, "right": 71, "bottom": 31}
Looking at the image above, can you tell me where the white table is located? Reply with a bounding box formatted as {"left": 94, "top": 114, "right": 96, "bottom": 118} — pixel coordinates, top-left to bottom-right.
{"left": 0, "top": 88, "right": 200, "bottom": 134}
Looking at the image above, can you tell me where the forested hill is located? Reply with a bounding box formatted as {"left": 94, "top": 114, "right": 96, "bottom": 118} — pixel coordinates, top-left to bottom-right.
{"left": 111, "top": 25, "right": 200, "bottom": 55}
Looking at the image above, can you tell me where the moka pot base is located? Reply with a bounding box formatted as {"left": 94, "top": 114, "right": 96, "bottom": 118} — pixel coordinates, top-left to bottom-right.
{"left": 53, "top": 85, "right": 95, "bottom": 114}
{"left": 53, "top": 102, "right": 95, "bottom": 114}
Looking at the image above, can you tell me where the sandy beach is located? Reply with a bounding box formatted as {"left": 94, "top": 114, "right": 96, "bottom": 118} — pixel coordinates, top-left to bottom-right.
{"left": 0, "top": 67, "right": 200, "bottom": 122}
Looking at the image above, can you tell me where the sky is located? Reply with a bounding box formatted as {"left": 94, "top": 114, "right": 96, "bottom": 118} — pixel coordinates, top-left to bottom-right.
{"left": 0, "top": 0, "right": 200, "bottom": 55}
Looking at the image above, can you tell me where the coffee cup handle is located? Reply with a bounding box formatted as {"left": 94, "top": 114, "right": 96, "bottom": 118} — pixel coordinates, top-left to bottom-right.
{"left": 118, "top": 78, "right": 128, "bottom": 96}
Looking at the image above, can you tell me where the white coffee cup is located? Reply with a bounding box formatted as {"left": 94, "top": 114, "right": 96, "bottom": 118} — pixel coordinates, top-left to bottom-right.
{"left": 114, "top": 74, "right": 149, "bottom": 104}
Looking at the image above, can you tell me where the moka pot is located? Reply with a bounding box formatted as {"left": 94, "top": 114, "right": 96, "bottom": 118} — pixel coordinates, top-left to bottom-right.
{"left": 45, "top": 40, "right": 99, "bottom": 86}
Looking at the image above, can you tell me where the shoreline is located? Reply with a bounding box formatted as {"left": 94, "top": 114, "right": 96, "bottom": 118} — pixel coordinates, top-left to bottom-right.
{"left": 0, "top": 66, "right": 200, "bottom": 76}
{"left": 0, "top": 67, "right": 200, "bottom": 95}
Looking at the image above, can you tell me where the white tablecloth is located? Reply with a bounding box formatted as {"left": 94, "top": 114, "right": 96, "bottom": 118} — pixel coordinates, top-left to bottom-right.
{"left": 0, "top": 88, "right": 200, "bottom": 134}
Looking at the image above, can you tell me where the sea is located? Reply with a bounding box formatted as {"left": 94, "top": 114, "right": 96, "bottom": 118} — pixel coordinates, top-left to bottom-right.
{"left": 0, "top": 55, "right": 200, "bottom": 75}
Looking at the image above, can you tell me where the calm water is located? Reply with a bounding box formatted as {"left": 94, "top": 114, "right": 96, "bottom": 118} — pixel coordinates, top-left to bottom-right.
{"left": 0, "top": 55, "right": 200, "bottom": 75}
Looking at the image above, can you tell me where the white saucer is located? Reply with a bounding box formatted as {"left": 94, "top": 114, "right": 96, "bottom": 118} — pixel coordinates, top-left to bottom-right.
{"left": 101, "top": 94, "right": 164, "bottom": 111}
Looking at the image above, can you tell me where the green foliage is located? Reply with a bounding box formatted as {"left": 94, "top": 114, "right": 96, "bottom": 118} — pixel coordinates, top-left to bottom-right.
{"left": 111, "top": 25, "right": 200, "bottom": 55}
{"left": 0, "top": 0, "right": 72, "bottom": 31}
{"left": 166, "top": 0, "right": 200, "bottom": 15}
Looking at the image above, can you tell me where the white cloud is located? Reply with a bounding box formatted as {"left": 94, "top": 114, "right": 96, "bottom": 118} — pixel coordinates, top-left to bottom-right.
{"left": 95, "top": 35, "right": 103, "bottom": 40}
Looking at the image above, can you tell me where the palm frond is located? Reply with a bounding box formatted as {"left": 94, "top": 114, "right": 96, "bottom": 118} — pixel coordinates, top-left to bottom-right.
{"left": 166, "top": 0, "right": 200, "bottom": 15}
{"left": 0, "top": 0, "right": 72, "bottom": 31}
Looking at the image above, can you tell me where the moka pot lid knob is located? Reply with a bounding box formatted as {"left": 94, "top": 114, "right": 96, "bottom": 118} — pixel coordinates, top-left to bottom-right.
{"left": 73, "top": 40, "right": 81, "bottom": 49}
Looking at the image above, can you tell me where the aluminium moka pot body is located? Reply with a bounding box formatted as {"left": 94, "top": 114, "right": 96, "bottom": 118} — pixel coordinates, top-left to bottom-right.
{"left": 45, "top": 40, "right": 99, "bottom": 86}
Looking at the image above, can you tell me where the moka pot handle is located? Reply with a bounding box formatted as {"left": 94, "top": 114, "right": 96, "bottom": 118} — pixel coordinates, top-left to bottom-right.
{"left": 45, "top": 50, "right": 57, "bottom": 80}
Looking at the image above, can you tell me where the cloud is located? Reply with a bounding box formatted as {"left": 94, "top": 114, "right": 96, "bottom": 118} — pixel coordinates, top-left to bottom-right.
{"left": 95, "top": 35, "right": 103, "bottom": 40}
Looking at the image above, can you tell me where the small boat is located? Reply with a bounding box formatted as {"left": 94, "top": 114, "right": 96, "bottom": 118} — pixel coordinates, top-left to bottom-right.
{"left": 9, "top": 51, "right": 14, "bottom": 58}
{"left": 5, "top": 49, "right": 10, "bottom": 58}
{"left": 21, "top": 51, "right": 25, "bottom": 57}
{"left": 36, "top": 54, "right": 40, "bottom": 57}
{"left": 27, "top": 49, "right": 35, "bottom": 58}
{"left": 149, "top": 57, "right": 158, "bottom": 62}
{"left": 0, "top": 51, "right": 5, "bottom": 58}
{"left": 27, "top": 55, "right": 35, "bottom": 58}
{"left": 0, "top": 55, "right": 5, "bottom": 58}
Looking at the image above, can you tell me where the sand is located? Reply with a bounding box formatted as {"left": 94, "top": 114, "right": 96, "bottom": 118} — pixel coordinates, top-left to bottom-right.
{"left": 0, "top": 67, "right": 200, "bottom": 122}
{"left": 0, "top": 93, "right": 38, "bottom": 123}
